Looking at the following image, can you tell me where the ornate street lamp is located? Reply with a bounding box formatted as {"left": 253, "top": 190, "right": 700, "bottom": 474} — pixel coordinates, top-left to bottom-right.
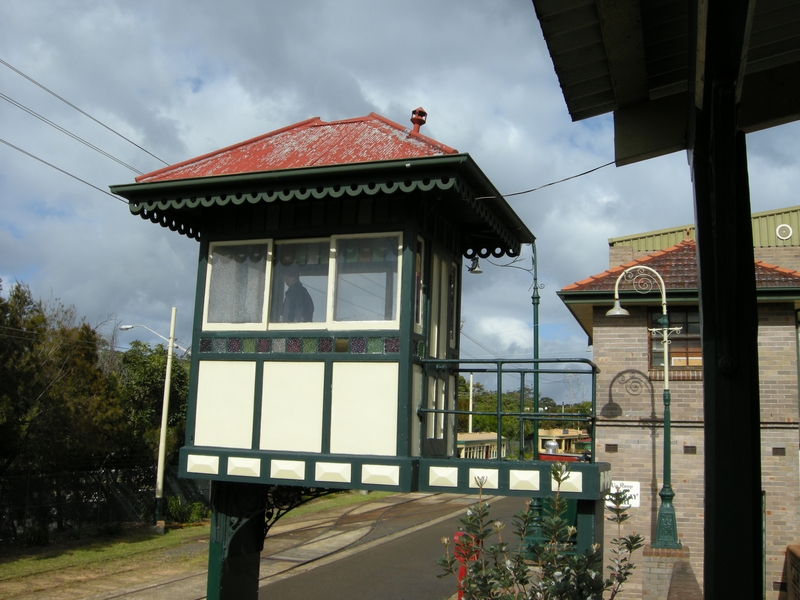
{"left": 606, "top": 266, "right": 683, "bottom": 548}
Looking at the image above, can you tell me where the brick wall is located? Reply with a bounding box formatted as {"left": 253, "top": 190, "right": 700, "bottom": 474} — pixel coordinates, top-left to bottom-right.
{"left": 592, "top": 303, "right": 800, "bottom": 597}
{"left": 756, "top": 247, "right": 800, "bottom": 273}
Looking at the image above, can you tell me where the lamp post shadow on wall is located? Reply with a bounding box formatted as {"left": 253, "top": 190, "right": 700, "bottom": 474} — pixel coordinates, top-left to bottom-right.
{"left": 606, "top": 266, "right": 683, "bottom": 549}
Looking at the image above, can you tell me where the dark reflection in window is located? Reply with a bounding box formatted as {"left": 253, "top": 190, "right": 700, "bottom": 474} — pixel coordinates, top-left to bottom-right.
{"left": 270, "top": 241, "right": 330, "bottom": 324}
{"left": 334, "top": 236, "right": 399, "bottom": 322}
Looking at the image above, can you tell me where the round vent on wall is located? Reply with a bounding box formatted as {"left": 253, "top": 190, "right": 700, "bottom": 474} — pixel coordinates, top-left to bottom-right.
{"left": 776, "top": 224, "right": 793, "bottom": 240}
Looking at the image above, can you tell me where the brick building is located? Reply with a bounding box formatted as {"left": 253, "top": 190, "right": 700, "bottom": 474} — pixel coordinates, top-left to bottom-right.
{"left": 558, "top": 206, "right": 800, "bottom": 596}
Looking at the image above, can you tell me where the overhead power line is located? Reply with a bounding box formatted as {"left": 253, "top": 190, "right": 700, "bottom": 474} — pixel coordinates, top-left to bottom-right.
{"left": 0, "top": 57, "right": 169, "bottom": 166}
{"left": 476, "top": 160, "right": 616, "bottom": 200}
{"left": 0, "top": 92, "right": 143, "bottom": 174}
{"left": 0, "top": 137, "right": 127, "bottom": 204}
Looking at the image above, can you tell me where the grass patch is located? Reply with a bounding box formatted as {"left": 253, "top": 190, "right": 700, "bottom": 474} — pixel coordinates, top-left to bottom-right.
{"left": 283, "top": 490, "right": 396, "bottom": 518}
{"left": 0, "top": 524, "right": 210, "bottom": 582}
{"left": 0, "top": 490, "right": 395, "bottom": 586}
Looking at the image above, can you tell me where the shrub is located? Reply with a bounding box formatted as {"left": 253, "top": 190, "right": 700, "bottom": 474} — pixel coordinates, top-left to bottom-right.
{"left": 437, "top": 463, "right": 644, "bottom": 599}
{"left": 165, "top": 496, "right": 210, "bottom": 524}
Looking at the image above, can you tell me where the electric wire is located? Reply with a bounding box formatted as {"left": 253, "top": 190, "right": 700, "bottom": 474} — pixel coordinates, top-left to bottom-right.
{"left": 0, "top": 92, "right": 143, "bottom": 174}
{"left": 0, "top": 137, "right": 127, "bottom": 203}
{"left": 0, "top": 57, "right": 169, "bottom": 166}
{"left": 476, "top": 160, "right": 616, "bottom": 200}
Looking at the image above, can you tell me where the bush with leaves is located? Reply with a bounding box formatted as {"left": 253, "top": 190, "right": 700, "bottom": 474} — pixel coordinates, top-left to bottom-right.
{"left": 165, "top": 495, "right": 210, "bottom": 524}
{"left": 437, "top": 463, "right": 644, "bottom": 599}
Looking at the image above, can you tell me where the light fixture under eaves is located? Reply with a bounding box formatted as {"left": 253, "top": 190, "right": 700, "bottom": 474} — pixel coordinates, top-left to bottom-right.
{"left": 467, "top": 257, "right": 483, "bottom": 274}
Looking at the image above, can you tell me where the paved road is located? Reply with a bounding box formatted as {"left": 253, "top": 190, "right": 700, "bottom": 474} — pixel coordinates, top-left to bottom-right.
{"left": 259, "top": 494, "right": 524, "bottom": 600}
{"left": 85, "top": 492, "right": 528, "bottom": 600}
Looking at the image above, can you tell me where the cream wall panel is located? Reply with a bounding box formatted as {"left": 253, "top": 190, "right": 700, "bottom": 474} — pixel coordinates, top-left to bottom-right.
{"left": 260, "top": 362, "right": 325, "bottom": 452}
{"left": 195, "top": 361, "right": 255, "bottom": 449}
{"left": 330, "top": 362, "right": 398, "bottom": 456}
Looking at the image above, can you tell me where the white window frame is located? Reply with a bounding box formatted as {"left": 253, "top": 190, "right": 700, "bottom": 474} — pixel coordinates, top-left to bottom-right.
{"left": 326, "top": 232, "right": 403, "bottom": 332}
{"left": 268, "top": 237, "right": 333, "bottom": 332}
{"left": 200, "top": 233, "right": 403, "bottom": 332}
{"left": 202, "top": 239, "right": 273, "bottom": 332}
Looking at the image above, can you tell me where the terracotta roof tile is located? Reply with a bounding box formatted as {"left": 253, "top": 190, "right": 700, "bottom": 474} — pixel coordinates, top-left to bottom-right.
{"left": 562, "top": 240, "right": 800, "bottom": 292}
{"left": 136, "top": 113, "right": 458, "bottom": 183}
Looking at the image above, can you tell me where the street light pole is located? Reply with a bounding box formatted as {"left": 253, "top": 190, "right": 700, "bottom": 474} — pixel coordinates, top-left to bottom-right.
{"left": 154, "top": 307, "right": 177, "bottom": 526}
{"left": 119, "top": 308, "right": 178, "bottom": 528}
{"left": 607, "top": 266, "right": 682, "bottom": 548}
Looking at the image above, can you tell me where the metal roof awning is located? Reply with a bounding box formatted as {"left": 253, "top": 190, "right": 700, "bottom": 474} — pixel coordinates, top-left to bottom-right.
{"left": 532, "top": 0, "right": 800, "bottom": 165}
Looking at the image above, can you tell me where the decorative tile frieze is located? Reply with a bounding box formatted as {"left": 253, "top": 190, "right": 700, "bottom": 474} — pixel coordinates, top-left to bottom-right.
{"left": 367, "top": 337, "right": 383, "bottom": 354}
{"left": 351, "top": 337, "right": 366, "bottom": 353}
{"left": 198, "top": 335, "right": 400, "bottom": 356}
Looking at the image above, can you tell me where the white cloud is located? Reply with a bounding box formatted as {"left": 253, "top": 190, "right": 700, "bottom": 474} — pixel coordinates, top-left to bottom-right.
{"left": 0, "top": 0, "right": 797, "bottom": 362}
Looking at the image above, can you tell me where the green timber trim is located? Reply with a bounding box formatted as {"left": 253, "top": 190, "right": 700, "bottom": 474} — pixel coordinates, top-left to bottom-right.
{"left": 178, "top": 447, "right": 611, "bottom": 499}
{"left": 180, "top": 448, "right": 420, "bottom": 493}
{"left": 110, "top": 154, "right": 533, "bottom": 257}
{"left": 417, "top": 458, "right": 612, "bottom": 499}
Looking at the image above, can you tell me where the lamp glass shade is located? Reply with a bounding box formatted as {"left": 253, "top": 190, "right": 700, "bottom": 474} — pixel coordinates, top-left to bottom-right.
{"left": 606, "top": 300, "right": 630, "bottom": 317}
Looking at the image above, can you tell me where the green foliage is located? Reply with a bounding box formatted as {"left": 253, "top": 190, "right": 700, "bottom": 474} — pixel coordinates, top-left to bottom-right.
{"left": 165, "top": 496, "right": 210, "bottom": 524}
{"left": 0, "top": 280, "right": 125, "bottom": 475}
{"left": 118, "top": 341, "right": 190, "bottom": 462}
{"left": 437, "top": 463, "right": 644, "bottom": 599}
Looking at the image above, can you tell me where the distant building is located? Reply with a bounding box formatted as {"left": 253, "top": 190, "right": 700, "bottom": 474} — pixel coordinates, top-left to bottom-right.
{"left": 457, "top": 432, "right": 507, "bottom": 460}
{"left": 537, "top": 428, "right": 591, "bottom": 460}
{"left": 558, "top": 206, "right": 800, "bottom": 593}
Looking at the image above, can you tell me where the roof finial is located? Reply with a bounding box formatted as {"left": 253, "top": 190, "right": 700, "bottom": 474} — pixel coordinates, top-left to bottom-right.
{"left": 410, "top": 107, "right": 427, "bottom": 134}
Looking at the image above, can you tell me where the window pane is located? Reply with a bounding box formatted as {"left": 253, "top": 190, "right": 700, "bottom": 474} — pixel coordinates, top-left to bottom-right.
{"left": 649, "top": 307, "right": 702, "bottom": 369}
{"left": 207, "top": 243, "right": 268, "bottom": 324}
{"left": 270, "top": 241, "right": 329, "bottom": 324}
{"left": 334, "top": 236, "right": 399, "bottom": 322}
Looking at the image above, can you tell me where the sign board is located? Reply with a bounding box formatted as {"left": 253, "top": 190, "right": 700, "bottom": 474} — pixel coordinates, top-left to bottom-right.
{"left": 608, "top": 480, "right": 640, "bottom": 508}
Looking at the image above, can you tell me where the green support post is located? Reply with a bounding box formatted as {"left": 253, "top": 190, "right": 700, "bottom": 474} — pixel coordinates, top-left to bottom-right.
{"left": 207, "top": 481, "right": 268, "bottom": 600}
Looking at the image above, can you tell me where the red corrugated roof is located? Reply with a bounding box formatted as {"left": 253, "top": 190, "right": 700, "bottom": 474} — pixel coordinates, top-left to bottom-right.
{"left": 136, "top": 112, "right": 458, "bottom": 183}
{"left": 562, "top": 240, "right": 800, "bottom": 292}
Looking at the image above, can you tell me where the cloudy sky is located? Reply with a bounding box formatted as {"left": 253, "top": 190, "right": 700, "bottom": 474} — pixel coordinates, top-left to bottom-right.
{"left": 2, "top": 1, "right": 798, "bottom": 399}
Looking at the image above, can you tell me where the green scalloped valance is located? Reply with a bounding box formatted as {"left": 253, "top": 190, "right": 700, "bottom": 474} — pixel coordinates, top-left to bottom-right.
{"left": 114, "top": 154, "right": 533, "bottom": 257}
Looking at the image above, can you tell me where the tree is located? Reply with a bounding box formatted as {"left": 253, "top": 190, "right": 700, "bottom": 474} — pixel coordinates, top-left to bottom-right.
{"left": 118, "top": 341, "right": 190, "bottom": 464}
{"left": 0, "top": 280, "right": 125, "bottom": 474}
